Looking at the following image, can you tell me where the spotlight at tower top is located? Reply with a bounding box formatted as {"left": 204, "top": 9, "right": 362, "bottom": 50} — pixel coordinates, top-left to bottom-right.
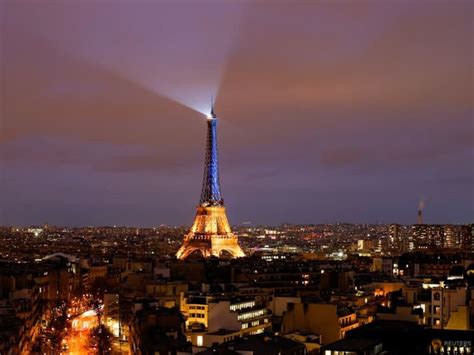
{"left": 206, "top": 100, "right": 217, "bottom": 120}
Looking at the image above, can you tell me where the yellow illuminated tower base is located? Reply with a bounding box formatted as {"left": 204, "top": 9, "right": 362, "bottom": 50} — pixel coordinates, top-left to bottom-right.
{"left": 176, "top": 106, "right": 245, "bottom": 259}
{"left": 176, "top": 206, "right": 245, "bottom": 259}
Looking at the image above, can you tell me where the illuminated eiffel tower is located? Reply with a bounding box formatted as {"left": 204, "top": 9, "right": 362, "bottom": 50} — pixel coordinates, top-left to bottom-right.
{"left": 176, "top": 105, "right": 245, "bottom": 259}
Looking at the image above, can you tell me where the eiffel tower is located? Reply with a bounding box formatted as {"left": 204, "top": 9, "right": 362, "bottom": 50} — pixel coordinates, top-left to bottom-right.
{"left": 176, "top": 105, "right": 245, "bottom": 259}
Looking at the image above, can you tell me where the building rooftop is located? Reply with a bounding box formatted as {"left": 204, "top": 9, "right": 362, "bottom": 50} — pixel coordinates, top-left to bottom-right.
{"left": 197, "top": 346, "right": 240, "bottom": 355}
{"left": 207, "top": 329, "right": 238, "bottom": 336}
{"left": 233, "top": 334, "right": 305, "bottom": 355}
{"left": 324, "top": 337, "right": 382, "bottom": 351}
{"left": 346, "top": 320, "right": 474, "bottom": 354}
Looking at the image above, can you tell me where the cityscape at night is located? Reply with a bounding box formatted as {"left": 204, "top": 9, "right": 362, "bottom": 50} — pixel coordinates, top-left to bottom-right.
{"left": 0, "top": 1, "right": 473, "bottom": 355}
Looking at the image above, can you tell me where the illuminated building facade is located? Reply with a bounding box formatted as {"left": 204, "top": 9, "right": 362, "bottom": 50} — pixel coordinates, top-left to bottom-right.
{"left": 180, "top": 295, "right": 271, "bottom": 347}
{"left": 176, "top": 107, "right": 245, "bottom": 259}
{"left": 281, "top": 302, "right": 360, "bottom": 345}
{"left": 411, "top": 224, "right": 471, "bottom": 251}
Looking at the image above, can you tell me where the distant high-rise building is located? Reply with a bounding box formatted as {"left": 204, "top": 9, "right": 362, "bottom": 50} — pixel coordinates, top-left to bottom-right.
{"left": 388, "top": 224, "right": 413, "bottom": 253}
{"left": 443, "top": 225, "right": 457, "bottom": 249}
{"left": 176, "top": 106, "right": 245, "bottom": 259}
{"left": 411, "top": 224, "right": 471, "bottom": 251}
{"left": 388, "top": 224, "right": 402, "bottom": 251}
{"left": 412, "top": 224, "right": 443, "bottom": 250}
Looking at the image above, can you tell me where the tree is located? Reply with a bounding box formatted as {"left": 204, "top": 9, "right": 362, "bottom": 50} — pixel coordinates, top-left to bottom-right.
{"left": 89, "top": 324, "right": 113, "bottom": 355}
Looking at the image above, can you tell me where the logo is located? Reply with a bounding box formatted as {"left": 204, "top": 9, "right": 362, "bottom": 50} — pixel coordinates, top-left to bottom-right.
{"left": 431, "top": 339, "right": 442, "bottom": 350}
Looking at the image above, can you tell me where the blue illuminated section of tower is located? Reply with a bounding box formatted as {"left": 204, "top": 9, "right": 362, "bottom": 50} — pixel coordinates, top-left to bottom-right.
{"left": 199, "top": 106, "right": 223, "bottom": 206}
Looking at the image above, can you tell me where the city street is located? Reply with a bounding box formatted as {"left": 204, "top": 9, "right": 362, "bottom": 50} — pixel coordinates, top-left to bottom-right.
{"left": 63, "top": 309, "right": 99, "bottom": 354}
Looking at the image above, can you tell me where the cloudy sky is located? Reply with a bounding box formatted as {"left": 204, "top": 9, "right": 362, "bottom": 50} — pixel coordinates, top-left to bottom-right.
{"left": 0, "top": 0, "right": 472, "bottom": 227}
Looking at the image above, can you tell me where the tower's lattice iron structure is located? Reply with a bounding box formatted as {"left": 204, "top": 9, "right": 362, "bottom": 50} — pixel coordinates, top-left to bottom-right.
{"left": 176, "top": 107, "right": 245, "bottom": 259}
{"left": 199, "top": 108, "right": 222, "bottom": 206}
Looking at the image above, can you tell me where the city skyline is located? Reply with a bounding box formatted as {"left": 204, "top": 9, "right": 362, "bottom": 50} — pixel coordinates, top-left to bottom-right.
{"left": 0, "top": 2, "right": 473, "bottom": 353}
{"left": 1, "top": 1, "right": 473, "bottom": 227}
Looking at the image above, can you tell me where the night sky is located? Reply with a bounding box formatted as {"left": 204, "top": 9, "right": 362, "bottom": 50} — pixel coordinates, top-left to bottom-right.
{"left": 0, "top": 1, "right": 472, "bottom": 227}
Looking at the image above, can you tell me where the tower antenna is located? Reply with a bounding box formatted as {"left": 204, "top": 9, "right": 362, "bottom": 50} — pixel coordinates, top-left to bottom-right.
{"left": 210, "top": 97, "right": 216, "bottom": 118}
